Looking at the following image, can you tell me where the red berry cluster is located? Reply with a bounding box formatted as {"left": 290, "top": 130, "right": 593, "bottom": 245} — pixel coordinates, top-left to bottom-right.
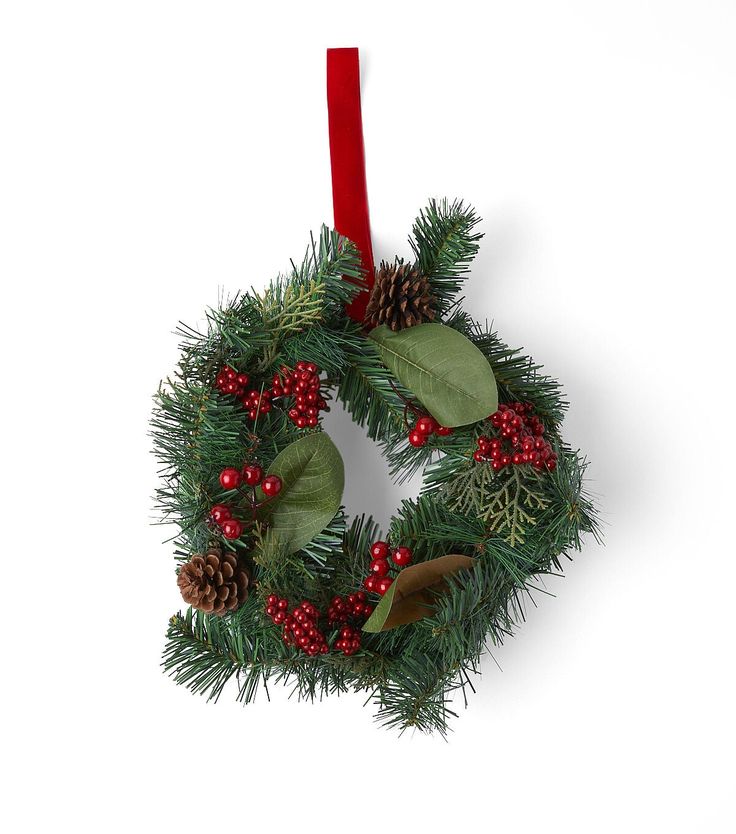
{"left": 362, "top": 540, "right": 413, "bottom": 595}
{"left": 407, "top": 414, "right": 453, "bottom": 448}
{"left": 266, "top": 597, "right": 328, "bottom": 657}
{"left": 473, "top": 402, "right": 557, "bottom": 472}
{"left": 210, "top": 503, "right": 244, "bottom": 541}
{"left": 327, "top": 592, "right": 373, "bottom": 626}
{"left": 328, "top": 593, "right": 372, "bottom": 656}
{"left": 271, "top": 361, "right": 327, "bottom": 428}
{"left": 214, "top": 365, "right": 273, "bottom": 421}
{"left": 241, "top": 389, "right": 273, "bottom": 421}
{"left": 265, "top": 592, "right": 373, "bottom": 657}
{"left": 215, "top": 360, "right": 327, "bottom": 429}
{"left": 209, "top": 464, "right": 283, "bottom": 540}
{"left": 214, "top": 365, "right": 250, "bottom": 396}
{"left": 218, "top": 464, "right": 282, "bottom": 497}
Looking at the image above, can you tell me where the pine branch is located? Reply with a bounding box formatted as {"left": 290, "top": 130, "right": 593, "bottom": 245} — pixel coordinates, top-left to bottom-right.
{"left": 410, "top": 198, "right": 483, "bottom": 314}
{"left": 337, "top": 334, "right": 408, "bottom": 442}
{"left": 373, "top": 654, "right": 459, "bottom": 737}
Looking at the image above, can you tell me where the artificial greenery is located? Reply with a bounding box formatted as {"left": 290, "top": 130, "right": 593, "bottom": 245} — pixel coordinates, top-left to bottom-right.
{"left": 153, "top": 199, "right": 599, "bottom": 736}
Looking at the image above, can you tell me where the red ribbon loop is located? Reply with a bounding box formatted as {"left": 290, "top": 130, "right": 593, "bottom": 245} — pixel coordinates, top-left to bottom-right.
{"left": 327, "top": 47, "right": 375, "bottom": 322}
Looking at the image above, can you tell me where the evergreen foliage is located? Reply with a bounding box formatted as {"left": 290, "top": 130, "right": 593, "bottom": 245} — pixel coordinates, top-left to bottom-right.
{"left": 154, "top": 201, "right": 600, "bottom": 735}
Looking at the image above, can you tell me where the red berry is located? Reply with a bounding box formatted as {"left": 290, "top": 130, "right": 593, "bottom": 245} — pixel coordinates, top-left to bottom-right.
{"left": 369, "top": 558, "right": 390, "bottom": 577}
{"left": 415, "top": 415, "right": 438, "bottom": 435}
{"left": 364, "top": 575, "right": 378, "bottom": 592}
{"left": 242, "top": 464, "right": 264, "bottom": 486}
{"left": 219, "top": 467, "right": 242, "bottom": 490}
{"left": 261, "top": 475, "right": 282, "bottom": 497}
{"left": 408, "top": 429, "right": 427, "bottom": 447}
{"left": 370, "top": 541, "right": 390, "bottom": 560}
{"left": 391, "top": 546, "right": 413, "bottom": 567}
{"left": 473, "top": 450, "right": 486, "bottom": 463}
{"left": 210, "top": 504, "right": 231, "bottom": 525}
{"left": 376, "top": 577, "right": 393, "bottom": 596}
{"left": 222, "top": 518, "right": 243, "bottom": 540}
{"left": 435, "top": 425, "right": 453, "bottom": 436}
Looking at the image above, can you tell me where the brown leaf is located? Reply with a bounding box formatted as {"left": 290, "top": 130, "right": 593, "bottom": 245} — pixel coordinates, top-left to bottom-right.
{"left": 362, "top": 554, "right": 475, "bottom": 632}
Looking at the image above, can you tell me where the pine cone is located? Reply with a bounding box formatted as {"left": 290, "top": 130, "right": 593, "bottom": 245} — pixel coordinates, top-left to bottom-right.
{"left": 365, "top": 259, "right": 435, "bottom": 332}
{"left": 177, "top": 547, "right": 249, "bottom": 616}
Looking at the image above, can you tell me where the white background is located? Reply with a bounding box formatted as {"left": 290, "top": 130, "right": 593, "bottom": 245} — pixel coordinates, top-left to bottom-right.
{"left": 1, "top": 1, "right": 734, "bottom": 831}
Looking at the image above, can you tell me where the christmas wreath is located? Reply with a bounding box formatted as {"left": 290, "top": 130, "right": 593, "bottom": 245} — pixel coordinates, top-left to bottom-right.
{"left": 153, "top": 50, "right": 599, "bottom": 735}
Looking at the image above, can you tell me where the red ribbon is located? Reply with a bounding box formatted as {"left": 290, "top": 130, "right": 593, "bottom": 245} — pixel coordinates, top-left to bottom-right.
{"left": 327, "top": 47, "right": 375, "bottom": 322}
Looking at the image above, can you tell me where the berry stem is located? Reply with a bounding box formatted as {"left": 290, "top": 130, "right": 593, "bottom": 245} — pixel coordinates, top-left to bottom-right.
{"left": 389, "top": 379, "right": 424, "bottom": 427}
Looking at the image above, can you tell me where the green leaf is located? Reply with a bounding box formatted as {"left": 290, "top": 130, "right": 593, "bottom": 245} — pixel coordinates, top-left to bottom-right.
{"left": 267, "top": 433, "right": 344, "bottom": 554}
{"left": 368, "top": 323, "right": 498, "bottom": 427}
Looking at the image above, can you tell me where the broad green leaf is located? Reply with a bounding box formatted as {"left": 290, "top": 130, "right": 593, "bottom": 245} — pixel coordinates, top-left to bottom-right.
{"left": 368, "top": 323, "right": 497, "bottom": 427}
{"left": 362, "top": 554, "right": 475, "bottom": 632}
{"left": 267, "top": 433, "right": 344, "bottom": 554}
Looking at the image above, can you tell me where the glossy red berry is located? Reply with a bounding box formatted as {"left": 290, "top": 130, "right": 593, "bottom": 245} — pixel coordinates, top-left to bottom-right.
{"left": 368, "top": 558, "right": 390, "bottom": 577}
{"left": 242, "top": 464, "right": 264, "bottom": 486}
{"left": 408, "top": 429, "right": 427, "bottom": 447}
{"left": 376, "top": 577, "right": 394, "bottom": 596}
{"left": 221, "top": 518, "right": 243, "bottom": 540}
{"left": 210, "top": 504, "right": 231, "bottom": 525}
{"left": 391, "top": 546, "right": 413, "bottom": 567}
{"left": 219, "top": 467, "right": 242, "bottom": 490}
{"left": 261, "top": 475, "right": 282, "bottom": 497}
{"left": 435, "top": 425, "right": 453, "bottom": 436}
{"left": 370, "top": 541, "right": 390, "bottom": 560}
{"left": 364, "top": 575, "right": 378, "bottom": 592}
{"left": 415, "top": 415, "right": 438, "bottom": 435}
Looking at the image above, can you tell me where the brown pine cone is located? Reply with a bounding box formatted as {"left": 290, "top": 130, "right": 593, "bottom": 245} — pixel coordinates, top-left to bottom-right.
{"left": 365, "top": 259, "right": 435, "bottom": 332}
{"left": 177, "top": 547, "right": 249, "bottom": 616}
